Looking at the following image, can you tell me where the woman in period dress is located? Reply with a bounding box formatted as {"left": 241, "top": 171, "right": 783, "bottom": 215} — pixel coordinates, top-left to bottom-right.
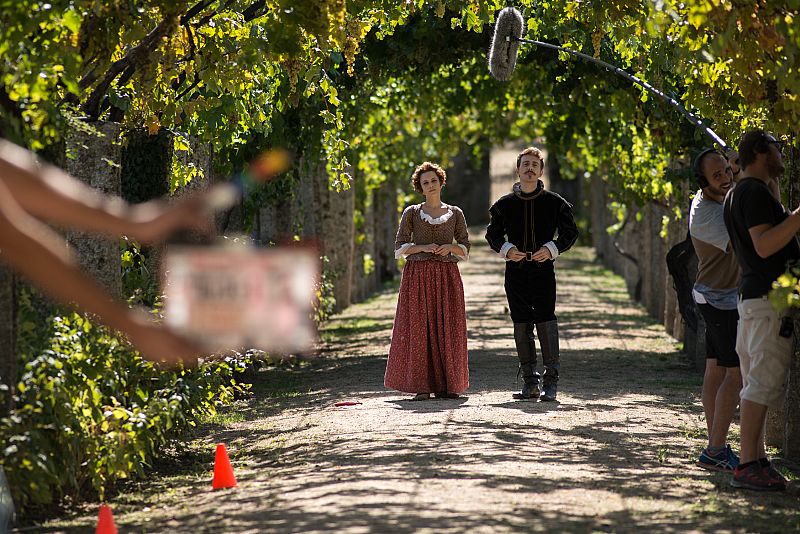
{"left": 384, "top": 161, "right": 470, "bottom": 400}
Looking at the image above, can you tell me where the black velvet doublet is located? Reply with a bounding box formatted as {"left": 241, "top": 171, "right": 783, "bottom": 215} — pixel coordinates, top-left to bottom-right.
{"left": 485, "top": 182, "right": 579, "bottom": 257}
{"left": 486, "top": 181, "right": 579, "bottom": 323}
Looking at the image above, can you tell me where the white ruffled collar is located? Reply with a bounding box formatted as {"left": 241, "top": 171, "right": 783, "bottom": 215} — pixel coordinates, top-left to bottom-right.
{"left": 418, "top": 204, "right": 453, "bottom": 225}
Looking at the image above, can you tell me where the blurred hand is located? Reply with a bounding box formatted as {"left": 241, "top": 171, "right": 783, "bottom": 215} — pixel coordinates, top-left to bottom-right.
{"left": 124, "top": 312, "right": 205, "bottom": 367}
{"left": 131, "top": 194, "right": 215, "bottom": 244}
{"left": 433, "top": 244, "right": 455, "bottom": 256}
{"left": 419, "top": 243, "right": 438, "bottom": 254}
{"left": 725, "top": 149, "right": 741, "bottom": 177}
{"left": 506, "top": 247, "right": 526, "bottom": 262}
{"left": 248, "top": 148, "right": 291, "bottom": 182}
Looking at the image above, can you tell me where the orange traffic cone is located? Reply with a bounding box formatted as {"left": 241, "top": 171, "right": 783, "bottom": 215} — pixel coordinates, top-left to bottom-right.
{"left": 96, "top": 504, "right": 118, "bottom": 534}
{"left": 212, "top": 442, "right": 237, "bottom": 489}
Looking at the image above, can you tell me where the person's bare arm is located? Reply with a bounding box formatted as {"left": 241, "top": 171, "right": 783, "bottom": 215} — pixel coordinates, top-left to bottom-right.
{"left": 749, "top": 210, "right": 800, "bottom": 258}
{"left": 0, "top": 139, "right": 213, "bottom": 243}
{"left": 0, "top": 181, "right": 202, "bottom": 364}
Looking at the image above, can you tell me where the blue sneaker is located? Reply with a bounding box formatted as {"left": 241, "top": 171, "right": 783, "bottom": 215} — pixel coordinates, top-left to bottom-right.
{"left": 697, "top": 445, "right": 739, "bottom": 471}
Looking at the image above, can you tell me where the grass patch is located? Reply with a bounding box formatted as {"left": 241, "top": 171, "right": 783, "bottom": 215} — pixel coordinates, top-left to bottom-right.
{"left": 643, "top": 376, "right": 703, "bottom": 390}
{"left": 680, "top": 423, "right": 706, "bottom": 441}
{"left": 364, "top": 278, "right": 400, "bottom": 300}
{"left": 248, "top": 368, "right": 308, "bottom": 399}
{"left": 201, "top": 408, "right": 247, "bottom": 425}
{"left": 321, "top": 317, "right": 392, "bottom": 342}
{"left": 559, "top": 310, "right": 654, "bottom": 326}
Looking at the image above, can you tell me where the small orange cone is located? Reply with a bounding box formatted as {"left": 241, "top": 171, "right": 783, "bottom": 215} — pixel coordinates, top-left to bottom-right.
{"left": 212, "top": 442, "right": 237, "bottom": 489}
{"left": 96, "top": 504, "right": 118, "bottom": 534}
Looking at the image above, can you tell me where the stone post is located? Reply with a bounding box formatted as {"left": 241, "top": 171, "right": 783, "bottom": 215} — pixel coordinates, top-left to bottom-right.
{"left": 64, "top": 122, "right": 124, "bottom": 297}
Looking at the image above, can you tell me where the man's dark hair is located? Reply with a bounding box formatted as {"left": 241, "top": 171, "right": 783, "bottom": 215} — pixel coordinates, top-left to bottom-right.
{"left": 516, "top": 147, "right": 545, "bottom": 169}
{"left": 738, "top": 129, "right": 772, "bottom": 169}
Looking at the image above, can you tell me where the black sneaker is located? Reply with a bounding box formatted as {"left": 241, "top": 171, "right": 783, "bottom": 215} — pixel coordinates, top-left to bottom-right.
{"left": 540, "top": 383, "right": 557, "bottom": 402}
{"left": 512, "top": 381, "right": 539, "bottom": 400}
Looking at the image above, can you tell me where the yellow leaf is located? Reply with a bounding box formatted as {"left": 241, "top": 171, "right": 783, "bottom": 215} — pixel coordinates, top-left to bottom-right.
{"left": 146, "top": 116, "right": 161, "bottom": 135}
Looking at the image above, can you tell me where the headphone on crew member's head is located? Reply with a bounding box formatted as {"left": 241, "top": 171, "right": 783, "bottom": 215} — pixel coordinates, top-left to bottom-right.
{"left": 692, "top": 147, "right": 721, "bottom": 189}
{"left": 754, "top": 131, "right": 773, "bottom": 154}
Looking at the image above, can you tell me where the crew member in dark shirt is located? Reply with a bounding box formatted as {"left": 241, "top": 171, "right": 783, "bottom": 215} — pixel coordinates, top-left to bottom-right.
{"left": 723, "top": 130, "right": 800, "bottom": 491}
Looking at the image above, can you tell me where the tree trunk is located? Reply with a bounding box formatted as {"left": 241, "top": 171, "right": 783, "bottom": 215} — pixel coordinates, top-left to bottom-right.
{"left": 0, "top": 267, "right": 16, "bottom": 416}
{"left": 781, "top": 136, "right": 800, "bottom": 460}
{"left": 312, "top": 163, "right": 355, "bottom": 312}
{"left": 547, "top": 152, "right": 582, "bottom": 221}
{"left": 589, "top": 173, "right": 609, "bottom": 263}
{"left": 374, "top": 181, "right": 398, "bottom": 284}
{"left": 765, "top": 390, "right": 786, "bottom": 449}
{"left": 298, "top": 156, "right": 318, "bottom": 238}
{"left": 783, "top": 349, "right": 800, "bottom": 459}
{"left": 444, "top": 141, "right": 491, "bottom": 226}
{"left": 64, "top": 122, "right": 123, "bottom": 297}
{"left": 352, "top": 178, "right": 378, "bottom": 303}
{"left": 663, "top": 215, "right": 683, "bottom": 340}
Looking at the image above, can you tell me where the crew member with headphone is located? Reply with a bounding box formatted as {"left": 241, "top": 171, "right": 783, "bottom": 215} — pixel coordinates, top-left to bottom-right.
{"left": 688, "top": 148, "right": 742, "bottom": 473}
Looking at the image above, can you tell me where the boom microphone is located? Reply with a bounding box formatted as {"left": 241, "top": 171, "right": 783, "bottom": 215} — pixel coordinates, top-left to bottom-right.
{"left": 487, "top": 6, "right": 727, "bottom": 148}
{"left": 488, "top": 7, "right": 524, "bottom": 82}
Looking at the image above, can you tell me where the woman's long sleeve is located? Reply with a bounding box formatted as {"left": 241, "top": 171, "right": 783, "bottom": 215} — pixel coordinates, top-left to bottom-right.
{"left": 453, "top": 209, "right": 470, "bottom": 260}
{"left": 394, "top": 207, "right": 415, "bottom": 259}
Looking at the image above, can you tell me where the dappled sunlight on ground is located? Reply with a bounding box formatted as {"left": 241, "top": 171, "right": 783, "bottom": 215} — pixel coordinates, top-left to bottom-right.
{"left": 41, "top": 239, "right": 800, "bottom": 534}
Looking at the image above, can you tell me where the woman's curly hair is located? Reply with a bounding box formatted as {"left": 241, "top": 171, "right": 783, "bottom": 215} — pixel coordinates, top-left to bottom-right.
{"left": 411, "top": 161, "right": 447, "bottom": 193}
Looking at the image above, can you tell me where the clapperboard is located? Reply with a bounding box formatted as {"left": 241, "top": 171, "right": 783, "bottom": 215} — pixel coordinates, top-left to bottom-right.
{"left": 163, "top": 245, "right": 319, "bottom": 354}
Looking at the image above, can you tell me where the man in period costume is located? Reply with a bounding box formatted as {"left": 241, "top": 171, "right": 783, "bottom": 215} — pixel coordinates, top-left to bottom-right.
{"left": 486, "top": 147, "right": 578, "bottom": 401}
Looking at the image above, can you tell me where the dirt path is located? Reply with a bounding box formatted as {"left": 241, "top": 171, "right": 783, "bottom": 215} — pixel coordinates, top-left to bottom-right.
{"left": 41, "top": 238, "right": 799, "bottom": 533}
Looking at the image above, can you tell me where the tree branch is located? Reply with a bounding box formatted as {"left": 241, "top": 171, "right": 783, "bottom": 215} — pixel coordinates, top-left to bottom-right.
{"left": 612, "top": 211, "right": 643, "bottom": 301}
{"left": 243, "top": 0, "right": 267, "bottom": 22}
{"left": 81, "top": 14, "right": 180, "bottom": 119}
{"left": 198, "top": 0, "right": 236, "bottom": 26}
{"left": 184, "top": 21, "right": 197, "bottom": 62}
{"left": 180, "top": 0, "right": 215, "bottom": 25}
{"left": 176, "top": 73, "right": 202, "bottom": 100}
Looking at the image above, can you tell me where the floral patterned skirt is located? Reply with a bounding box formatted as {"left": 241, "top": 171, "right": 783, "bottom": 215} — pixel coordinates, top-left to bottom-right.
{"left": 384, "top": 260, "right": 469, "bottom": 394}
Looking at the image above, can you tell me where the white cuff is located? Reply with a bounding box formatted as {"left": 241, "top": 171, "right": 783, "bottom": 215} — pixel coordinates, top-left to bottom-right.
{"left": 499, "top": 242, "right": 515, "bottom": 260}
{"left": 454, "top": 244, "right": 469, "bottom": 261}
{"left": 395, "top": 243, "right": 414, "bottom": 259}
{"left": 544, "top": 241, "right": 559, "bottom": 260}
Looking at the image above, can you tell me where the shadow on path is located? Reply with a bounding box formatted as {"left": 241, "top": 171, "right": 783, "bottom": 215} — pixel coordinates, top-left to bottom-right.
{"left": 38, "top": 244, "right": 800, "bottom": 534}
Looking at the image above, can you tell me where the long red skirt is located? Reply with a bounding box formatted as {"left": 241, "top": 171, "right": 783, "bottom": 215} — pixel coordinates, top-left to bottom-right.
{"left": 384, "top": 260, "right": 469, "bottom": 394}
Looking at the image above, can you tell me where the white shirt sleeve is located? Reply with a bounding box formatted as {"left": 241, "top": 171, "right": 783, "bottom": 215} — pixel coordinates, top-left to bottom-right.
{"left": 395, "top": 243, "right": 414, "bottom": 259}
{"left": 499, "top": 242, "right": 515, "bottom": 260}
{"left": 543, "top": 241, "right": 559, "bottom": 260}
{"left": 454, "top": 244, "right": 469, "bottom": 261}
